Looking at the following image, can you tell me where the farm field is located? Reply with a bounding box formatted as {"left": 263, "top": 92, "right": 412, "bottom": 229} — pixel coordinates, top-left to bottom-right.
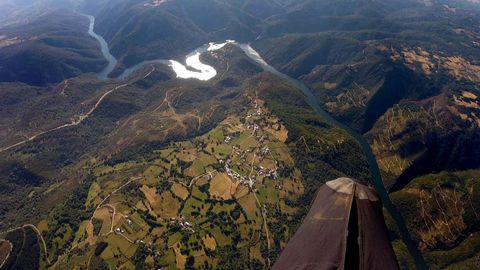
{"left": 52, "top": 95, "right": 305, "bottom": 269}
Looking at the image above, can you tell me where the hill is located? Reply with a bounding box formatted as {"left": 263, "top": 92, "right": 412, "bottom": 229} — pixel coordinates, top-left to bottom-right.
{"left": 0, "top": 10, "right": 106, "bottom": 85}
{"left": 1, "top": 0, "right": 480, "bottom": 269}
{"left": 390, "top": 170, "right": 480, "bottom": 269}
{"left": 0, "top": 45, "right": 370, "bottom": 268}
{"left": 251, "top": 0, "right": 480, "bottom": 189}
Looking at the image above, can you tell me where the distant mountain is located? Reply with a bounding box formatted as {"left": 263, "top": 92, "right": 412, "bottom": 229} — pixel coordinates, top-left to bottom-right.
{"left": 251, "top": 0, "right": 480, "bottom": 189}
{"left": 90, "top": 0, "right": 263, "bottom": 74}
{"left": 0, "top": 0, "right": 84, "bottom": 26}
{"left": 0, "top": 10, "right": 106, "bottom": 85}
{"left": 0, "top": 0, "right": 480, "bottom": 269}
{"left": 247, "top": 2, "right": 480, "bottom": 267}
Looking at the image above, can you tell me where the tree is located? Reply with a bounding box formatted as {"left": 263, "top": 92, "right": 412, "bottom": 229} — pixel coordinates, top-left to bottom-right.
{"left": 186, "top": 256, "right": 195, "bottom": 268}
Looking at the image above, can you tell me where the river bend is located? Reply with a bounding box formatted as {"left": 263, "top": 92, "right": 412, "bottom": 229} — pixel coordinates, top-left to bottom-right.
{"left": 84, "top": 14, "right": 427, "bottom": 269}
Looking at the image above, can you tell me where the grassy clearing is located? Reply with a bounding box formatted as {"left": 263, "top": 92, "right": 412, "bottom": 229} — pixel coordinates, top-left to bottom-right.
{"left": 176, "top": 151, "right": 197, "bottom": 162}
{"left": 426, "top": 233, "right": 480, "bottom": 269}
{"left": 124, "top": 243, "right": 138, "bottom": 259}
{"left": 37, "top": 219, "right": 49, "bottom": 232}
{"left": 181, "top": 197, "right": 204, "bottom": 219}
{"left": 208, "top": 143, "right": 232, "bottom": 158}
{"left": 140, "top": 185, "right": 161, "bottom": 210}
{"left": 210, "top": 227, "right": 231, "bottom": 247}
{"left": 159, "top": 249, "right": 176, "bottom": 269}
{"left": 100, "top": 245, "right": 116, "bottom": 260}
{"left": 210, "top": 127, "right": 225, "bottom": 142}
{"left": 0, "top": 240, "right": 12, "bottom": 266}
{"left": 191, "top": 185, "right": 208, "bottom": 200}
{"left": 237, "top": 193, "right": 259, "bottom": 220}
{"left": 52, "top": 95, "right": 308, "bottom": 268}
{"left": 240, "top": 136, "right": 260, "bottom": 149}
{"left": 172, "top": 244, "right": 187, "bottom": 269}
{"left": 202, "top": 234, "right": 217, "bottom": 251}
{"left": 209, "top": 173, "right": 236, "bottom": 200}
{"left": 186, "top": 154, "right": 217, "bottom": 176}
{"left": 171, "top": 183, "right": 189, "bottom": 200}
{"left": 119, "top": 260, "right": 135, "bottom": 269}
{"left": 257, "top": 181, "right": 279, "bottom": 204}
{"left": 85, "top": 181, "right": 101, "bottom": 207}
{"left": 232, "top": 130, "right": 249, "bottom": 145}
{"left": 53, "top": 225, "right": 73, "bottom": 250}
{"left": 86, "top": 220, "right": 95, "bottom": 245}
{"left": 157, "top": 191, "right": 181, "bottom": 218}
{"left": 72, "top": 220, "right": 88, "bottom": 246}
{"left": 94, "top": 208, "right": 112, "bottom": 235}
{"left": 108, "top": 234, "right": 132, "bottom": 256}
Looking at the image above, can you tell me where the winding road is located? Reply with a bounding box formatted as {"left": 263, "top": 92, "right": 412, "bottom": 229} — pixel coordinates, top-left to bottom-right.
{"left": 0, "top": 19, "right": 233, "bottom": 154}
{"left": 0, "top": 83, "right": 129, "bottom": 154}
{"left": 0, "top": 12, "right": 427, "bottom": 269}
{"left": 0, "top": 224, "right": 51, "bottom": 265}
{"left": 90, "top": 176, "right": 141, "bottom": 222}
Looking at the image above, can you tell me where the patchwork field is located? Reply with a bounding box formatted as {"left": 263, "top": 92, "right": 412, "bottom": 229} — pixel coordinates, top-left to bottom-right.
{"left": 50, "top": 95, "right": 305, "bottom": 269}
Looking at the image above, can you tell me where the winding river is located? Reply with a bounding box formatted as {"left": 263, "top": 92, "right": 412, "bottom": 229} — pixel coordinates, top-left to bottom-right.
{"left": 84, "top": 15, "right": 427, "bottom": 269}
{"left": 116, "top": 40, "right": 236, "bottom": 81}
{"left": 238, "top": 44, "right": 427, "bottom": 269}
{"left": 85, "top": 15, "right": 117, "bottom": 80}
{"left": 84, "top": 14, "right": 235, "bottom": 81}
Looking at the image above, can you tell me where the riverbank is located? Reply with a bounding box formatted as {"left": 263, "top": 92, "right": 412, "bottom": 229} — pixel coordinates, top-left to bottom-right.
{"left": 238, "top": 44, "right": 427, "bottom": 269}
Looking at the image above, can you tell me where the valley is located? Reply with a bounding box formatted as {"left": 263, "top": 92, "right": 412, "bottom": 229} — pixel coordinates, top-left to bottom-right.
{"left": 0, "top": 11, "right": 424, "bottom": 264}
{"left": 0, "top": 40, "right": 374, "bottom": 268}
{"left": 50, "top": 95, "right": 303, "bottom": 269}
{"left": 1, "top": 0, "right": 480, "bottom": 269}
{"left": 0, "top": 13, "right": 235, "bottom": 154}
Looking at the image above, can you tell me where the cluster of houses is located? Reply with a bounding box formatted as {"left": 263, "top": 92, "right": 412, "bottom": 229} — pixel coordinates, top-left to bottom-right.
{"left": 134, "top": 239, "right": 163, "bottom": 258}
{"left": 244, "top": 103, "right": 280, "bottom": 180}
{"left": 170, "top": 216, "right": 195, "bottom": 233}
{"left": 217, "top": 100, "right": 282, "bottom": 190}
{"left": 143, "top": 0, "right": 168, "bottom": 7}
{"left": 224, "top": 161, "right": 254, "bottom": 188}
{"left": 245, "top": 102, "right": 264, "bottom": 135}
{"left": 114, "top": 215, "right": 133, "bottom": 234}
{"left": 250, "top": 124, "right": 260, "bottom": 136}
{"left": 257, "top": 165, "right": 278, "bottom": 180}
{"left": 115, "top": 227, "right": 126, "bottom": 234}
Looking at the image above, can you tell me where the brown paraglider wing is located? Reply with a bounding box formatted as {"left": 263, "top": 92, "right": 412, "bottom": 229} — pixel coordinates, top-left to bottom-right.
{"left": 272, "top": 178, "right": 399, "bottom": 270}
{"left": 272, "top": 179, "right": 353, "bottom": 270}
{"left": 356, "top": 186, "right": 399, "bottom": 270}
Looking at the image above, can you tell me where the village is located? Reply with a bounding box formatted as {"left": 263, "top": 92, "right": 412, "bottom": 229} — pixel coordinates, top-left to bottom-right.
{"left": 66, "top": 95, "right": 303, "bottom": 269}
{"left": 221, "top": 99, "right": 281, "bottom": 191}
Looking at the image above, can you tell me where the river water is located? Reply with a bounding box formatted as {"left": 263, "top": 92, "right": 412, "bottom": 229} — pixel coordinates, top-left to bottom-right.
{"left": 84, "top": 14, "right": 427, "bottom": 269}
{"left": 117, "top": 40, "right": 236, "bottom": 81}
{"left": 84, "top": 12, "right": 235, "bottom": 81}
{"left": 84, "top": 15, "right": 117, "bottom": 80}
{"left": 238, "top": 44, "right": 427, "bottom": 269}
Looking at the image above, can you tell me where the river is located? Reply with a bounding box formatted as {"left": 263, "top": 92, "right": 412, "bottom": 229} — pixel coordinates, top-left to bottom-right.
{"left": 238, "top": 44, "right": 427, "bottom": 270}
{"left": 84, "top": 14, "right": 427, "bottom": 269}
{"left": 84, "top": 15, "right": 117, "bottom": 80}
{"left": 117, "top": 40, "right": 236, "bottom": 81}
{"left": 84, "top": 12, "right": 235, "bottom": 81}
